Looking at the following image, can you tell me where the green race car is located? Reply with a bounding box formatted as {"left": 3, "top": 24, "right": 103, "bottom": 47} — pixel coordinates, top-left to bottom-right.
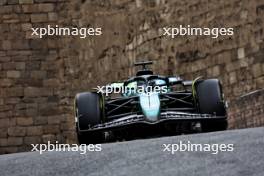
{"left": 74, "top": 61, "right": 228, "bottom": 144}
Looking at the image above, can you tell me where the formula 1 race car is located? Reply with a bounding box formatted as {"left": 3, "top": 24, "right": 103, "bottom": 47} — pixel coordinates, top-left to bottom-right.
{"left": 74, "top": 61, "right": 228, "bottom": 144}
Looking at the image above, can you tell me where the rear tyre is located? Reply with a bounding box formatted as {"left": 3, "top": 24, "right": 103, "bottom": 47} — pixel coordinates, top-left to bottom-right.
{"left": 195, "top": 79, "right": 228, "bottom": 132}
{"left": 75, "top": 92, "right": 104, "bottom": 144}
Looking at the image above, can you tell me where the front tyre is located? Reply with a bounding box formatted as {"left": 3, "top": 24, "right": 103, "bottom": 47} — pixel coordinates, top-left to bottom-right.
{"left": 75, "top": 92, "right": 104, "bottom": 144}
{"left": 195, "top": 79, "right": 228, "bottom": 132}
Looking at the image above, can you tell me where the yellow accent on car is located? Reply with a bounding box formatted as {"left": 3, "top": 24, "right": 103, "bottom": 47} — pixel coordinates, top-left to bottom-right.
{"left": 192, "top": 76, "right": 203, "bottom": 101}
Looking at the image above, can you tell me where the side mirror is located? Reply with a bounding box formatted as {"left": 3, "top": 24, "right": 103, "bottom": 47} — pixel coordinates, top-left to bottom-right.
{"left": 168, "top": 76, "right": 182, "bottom": 85}
{"left": 110, "top": 82, "right": 124, "bottom": 88}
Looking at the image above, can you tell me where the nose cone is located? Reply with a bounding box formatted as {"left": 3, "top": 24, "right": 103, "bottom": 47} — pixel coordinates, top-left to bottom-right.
{"left": 139, "top": 93, "right": 160, "bottom": 121}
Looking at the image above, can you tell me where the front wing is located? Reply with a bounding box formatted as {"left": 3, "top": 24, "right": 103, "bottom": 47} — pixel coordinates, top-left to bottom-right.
{"left": 78, "top": 112, "right": 226, "bottom": 132}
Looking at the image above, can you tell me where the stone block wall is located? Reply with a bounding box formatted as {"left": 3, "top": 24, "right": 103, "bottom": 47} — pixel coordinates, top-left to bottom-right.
{"left": 0, "top": 0, "right": 264, "bottom": 154}
{"left": 0, "top": 0, "right": 75, "bottom": 154}
{"left": 229, "top": 89, "right": 264, "bottom": 129}
{"left": 74, "top": 0, "right": 264, "bottom": 97}
{"left": 73, "top": 0, "right": 264, "bottom": 125}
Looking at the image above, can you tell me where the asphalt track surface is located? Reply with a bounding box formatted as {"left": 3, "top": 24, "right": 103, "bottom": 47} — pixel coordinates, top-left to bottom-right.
{"left": 0, "top": 127, "right": 263, "bottom": 176}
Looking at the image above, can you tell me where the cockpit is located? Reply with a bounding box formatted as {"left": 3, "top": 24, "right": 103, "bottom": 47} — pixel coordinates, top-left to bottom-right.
{"left": 123, "top": 76, "right": 168, "bottom": 96}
